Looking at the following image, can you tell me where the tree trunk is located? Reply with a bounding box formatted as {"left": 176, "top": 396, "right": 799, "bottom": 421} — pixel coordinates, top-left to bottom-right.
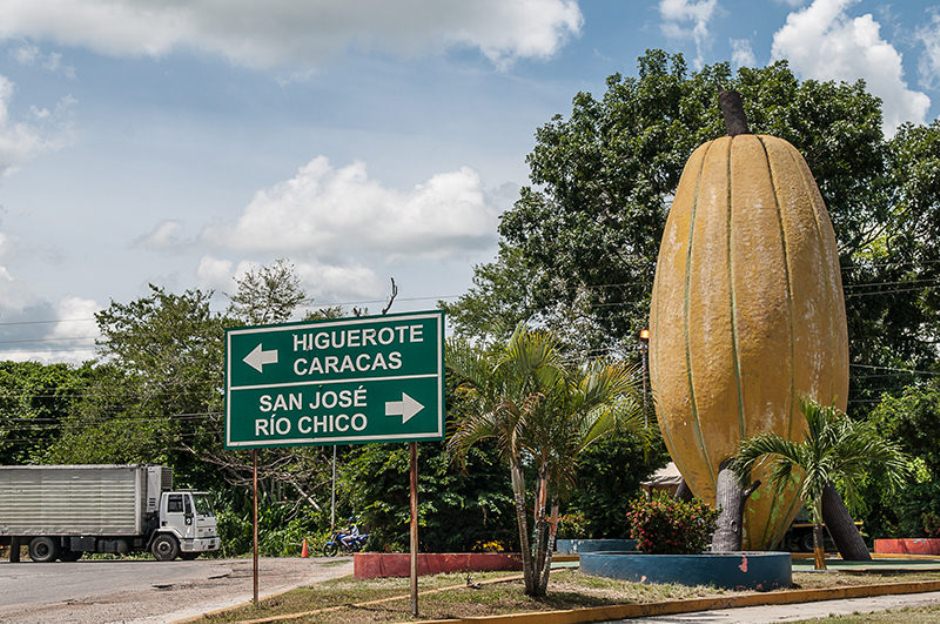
{"left": 711, "top": 461, "right": 759, "bottom": 552}
{"left": 510, "top": 460, "right": 536, "bottom": 594}
{"left": 812, "top": 498, "right": 827, "bottom": 570}
{"left": 822, "top": 482, "right": 871, "bottom": 561}
{"left": 813, "top": 523, "right": 827, "bottom": 570}
{"left": 531, "top": 469, "right": 549, "bottom": 592}
{"left": 675, "top": 478, "right": 693, "bottom": 502}
{"left": 536, "top": 500, "right": 560, "bottom": 596}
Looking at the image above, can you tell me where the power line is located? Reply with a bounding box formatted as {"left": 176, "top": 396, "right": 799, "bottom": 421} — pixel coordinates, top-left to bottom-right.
{"left": 0, "top": 317, "right": 97, "bottom": 327}
{"left": 0, "top": 268, "right": 937, "bottom": 335}
{"left": 0, "top": 336, "right": 99, "bottom": 346}
{"left": 850, "top": 363, "right": 940, "bottom": 376}
{"left": 843, "top": 277, "right": 940, "bottom": 290}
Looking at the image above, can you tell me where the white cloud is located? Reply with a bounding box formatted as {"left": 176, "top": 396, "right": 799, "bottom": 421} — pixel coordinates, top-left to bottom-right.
{"left": 135, "top": 219, "right": 184, "bottom": 250}
{"left": 196, "top": 255, "right": 236, "bottom": 292}
{"left": 0, "top": 75, "right": 74, "bottom": 176}
{"left": 771, "top": 0, "right": 930, "bottom": 134}
{"left": 0, "top": 286, "right": 100, "bottom": 365}
{"left": 0, "top": 1, "right": 582, "bottom": 71}
{"left": 11, "top": 43, "right": 39, "bottom": 65}
{"left": 294, "top": 261, "right": 384, "bottom": 303}
{"left": 659, "top": 0, "right": 718, "bottom": 69}
{"left": 11, "top": 43, "right": 76, "bottom": 78}
{"left": 206, "top": 156, "right": 500, "bottom": 260}
{"left": 196, "top": 254, "right": 382, "bottom": 306}
{"left": 730, "top": 38, "right": 756, "bottom": 67}
{"left": 916, "top": 13, "right": 940, "bottom": 90}
{"left": 45, "top": 296, "right": 100, "bottom": 358}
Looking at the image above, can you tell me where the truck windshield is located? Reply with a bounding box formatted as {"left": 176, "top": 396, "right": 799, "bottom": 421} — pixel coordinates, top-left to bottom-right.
{"left": 192, "top": 494, "right": 214, "bottom": 517}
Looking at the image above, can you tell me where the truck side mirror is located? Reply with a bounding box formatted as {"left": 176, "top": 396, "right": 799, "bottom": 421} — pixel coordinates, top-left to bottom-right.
{"left": 185, "top": 513, "right": 193, "bottom": 526}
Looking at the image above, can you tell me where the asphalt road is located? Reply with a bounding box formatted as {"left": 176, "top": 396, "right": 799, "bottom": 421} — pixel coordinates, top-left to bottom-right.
{"left": 0, "top": 556, "right": 352, "bottom": 624}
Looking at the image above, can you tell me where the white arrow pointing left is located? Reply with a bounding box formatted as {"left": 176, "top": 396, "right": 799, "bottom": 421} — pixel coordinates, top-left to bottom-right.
{"left": 243, "top": 343, "right": 279, "bottom": 373}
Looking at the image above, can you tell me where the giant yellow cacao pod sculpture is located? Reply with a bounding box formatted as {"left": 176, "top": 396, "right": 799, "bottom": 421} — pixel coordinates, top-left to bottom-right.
{"left": 648, "top": 93, "right": 849, "bottom": 549}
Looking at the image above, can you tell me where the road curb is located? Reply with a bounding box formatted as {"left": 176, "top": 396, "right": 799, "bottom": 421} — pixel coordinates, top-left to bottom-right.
{"left": 412, "top": 579, "right": 940, "bottom": 623}
{"left": 224, "top": 574, "right": 525, "bottom": 624}
{"left": 171, "top": 560, "right": 354, "bottom": 624}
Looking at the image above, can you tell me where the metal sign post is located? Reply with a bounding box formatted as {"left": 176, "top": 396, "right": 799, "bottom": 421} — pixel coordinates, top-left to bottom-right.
{"left": 252, "top": 449, "right": 259, "bottom": 605}
{"left": 330, "top": 445, "right": 337, "bottom": 531}
{"left": 409, "top": 441, "right": 419, "bottom": 616}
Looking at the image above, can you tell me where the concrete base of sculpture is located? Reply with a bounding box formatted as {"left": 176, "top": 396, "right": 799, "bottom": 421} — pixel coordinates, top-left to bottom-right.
{"left": 580, "top": 551, "right": 792, "bottom": 590}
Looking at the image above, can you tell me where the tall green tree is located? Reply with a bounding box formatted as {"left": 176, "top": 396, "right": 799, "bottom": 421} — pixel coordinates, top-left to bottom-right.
{"left": 565, "top": 430, "right": 668, "bottom": 538}
{"left": 731, "top": 398, "right": 907, "bottom": 570}
{"left": 448, "top": 326, "right": 643, "bottom": 596}
{"left": 340, "top": 441, "right": 516, "bottom": 553}
{"left": 862, "top": 378, "right": 940, "bottom": 538}
{"left": 227, "top": 258, "right": 308, "bottom": 326}
{"left": 0, "top": 361, "right": 93, "bottom": 464}
{"left": 444, "top": 50, "right": 940, "bottom": 406}
{"left": 92, "top": 284, "right": 225, "bottom": 488}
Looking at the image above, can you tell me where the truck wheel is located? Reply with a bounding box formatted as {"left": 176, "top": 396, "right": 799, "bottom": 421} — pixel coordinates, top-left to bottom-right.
{"left": 179, "top": 552, "right": 199, "bottom": 560}
{"left": 151, "top": 534, "right": 180, "bottom": 561}
{"left": 800, "top": 532, "right": 815, "bottom": 552}
{"left": 28, "top": 537, "right": 59, "bottom": 563}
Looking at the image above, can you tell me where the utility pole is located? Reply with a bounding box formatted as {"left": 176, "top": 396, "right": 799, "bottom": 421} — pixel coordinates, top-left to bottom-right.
{"left": 330, "top": 445, "right": 337, "bottom": 531}
{"left": 638, "top": 328, "right": 650, "bottom": 427}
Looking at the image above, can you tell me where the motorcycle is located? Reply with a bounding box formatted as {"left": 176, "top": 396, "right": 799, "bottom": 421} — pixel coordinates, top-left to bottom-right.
{"left": 322, "top": 529, "right": 369, "bottom": 556}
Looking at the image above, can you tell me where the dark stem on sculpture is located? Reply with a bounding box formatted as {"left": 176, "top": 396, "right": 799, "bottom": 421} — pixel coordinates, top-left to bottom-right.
{"left": 712, "top": 459, "right": 760, "bottom": 552}
{"left": 719, "top": 90, "right": 750, "bottom": 136}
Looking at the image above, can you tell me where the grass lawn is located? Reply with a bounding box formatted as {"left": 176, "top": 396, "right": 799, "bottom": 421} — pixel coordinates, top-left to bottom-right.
{"left": 789, "top": 604, "right": 940, "bottom": 623}
{"left": 201, "top": 568, "right": 940, "bottom": 624}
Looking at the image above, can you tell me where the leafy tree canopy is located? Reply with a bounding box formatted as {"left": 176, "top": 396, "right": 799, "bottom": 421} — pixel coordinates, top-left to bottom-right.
{"left": 444, "top": 50, "right": 940, "bottom": 409}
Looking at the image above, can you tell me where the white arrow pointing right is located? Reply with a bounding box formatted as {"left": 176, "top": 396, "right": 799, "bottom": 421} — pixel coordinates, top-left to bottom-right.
{"left": 384, "top": 393, "right": 424, "bottom": 424}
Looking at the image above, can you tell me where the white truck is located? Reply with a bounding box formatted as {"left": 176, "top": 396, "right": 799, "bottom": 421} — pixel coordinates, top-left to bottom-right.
{"left": 0, "top": 464, "right": 220, "bottom": 562}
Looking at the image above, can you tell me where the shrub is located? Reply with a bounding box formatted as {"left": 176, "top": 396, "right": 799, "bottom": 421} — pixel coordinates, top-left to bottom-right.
{"left": 626, "top": 492, "right": 719, "bottom": 554}
{"left": 556, "top": 511, "right": 590, "bottom": 539}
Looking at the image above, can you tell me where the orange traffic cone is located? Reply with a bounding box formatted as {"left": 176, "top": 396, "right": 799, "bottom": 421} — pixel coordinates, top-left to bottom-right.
{"left": 301, "top": 538, "right": 309, "bottom": 558}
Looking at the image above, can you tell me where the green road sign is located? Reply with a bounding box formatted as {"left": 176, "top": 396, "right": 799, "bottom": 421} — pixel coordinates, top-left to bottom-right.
{"left": 225, "top": 310, "right": 445, "bottom": 449}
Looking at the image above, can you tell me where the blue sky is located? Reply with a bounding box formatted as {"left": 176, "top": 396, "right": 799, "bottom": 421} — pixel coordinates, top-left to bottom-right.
{"left": 0, "top": 0, "right": 937, "bottom": 362}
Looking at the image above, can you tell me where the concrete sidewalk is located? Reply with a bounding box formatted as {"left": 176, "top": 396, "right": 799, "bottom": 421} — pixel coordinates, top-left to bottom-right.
{"left": 617, "top": 589, "right": 940, "bottom": 623}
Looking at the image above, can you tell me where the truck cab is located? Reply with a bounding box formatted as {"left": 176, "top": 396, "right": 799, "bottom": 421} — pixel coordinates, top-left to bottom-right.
{"left": 151, "top": 491, "right": 220, "bottom": 561}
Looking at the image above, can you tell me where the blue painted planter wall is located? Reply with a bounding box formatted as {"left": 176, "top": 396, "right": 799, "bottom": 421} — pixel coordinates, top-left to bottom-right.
{"left": 555, "top": 539, "right": 637, "bottom": 554}
{"left": 580, "top": 551, "right": 792, "bottom": 590}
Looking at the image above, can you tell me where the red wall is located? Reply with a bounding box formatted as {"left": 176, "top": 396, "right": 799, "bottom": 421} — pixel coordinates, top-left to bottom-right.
{"left": 874, "top": 538, "right": 940, "bottom": 555}
{"left": 353, "top": 552, "right": 522, "bottom": 579}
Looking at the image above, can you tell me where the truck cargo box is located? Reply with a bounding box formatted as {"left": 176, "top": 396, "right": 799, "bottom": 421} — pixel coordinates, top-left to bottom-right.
{"left": 0, "top": 465, "right": 170, "bottom": 537}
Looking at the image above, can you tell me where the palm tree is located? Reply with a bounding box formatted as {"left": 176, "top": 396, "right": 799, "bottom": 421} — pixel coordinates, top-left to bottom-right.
{"left": 731, "top": 398, "right": 907, "bottom": 570}
{"left": 447, "top": 325, "right": 644, "bottom": 596}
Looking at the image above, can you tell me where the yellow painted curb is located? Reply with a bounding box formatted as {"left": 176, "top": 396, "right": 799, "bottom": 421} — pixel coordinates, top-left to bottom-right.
{"left": 413, "top": 579, "right": 940, "bottom": 624}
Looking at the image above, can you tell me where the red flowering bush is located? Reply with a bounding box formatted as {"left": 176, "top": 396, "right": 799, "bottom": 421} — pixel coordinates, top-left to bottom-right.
{"left": 626, "top": 492, "right": 719, "bottom": 554}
